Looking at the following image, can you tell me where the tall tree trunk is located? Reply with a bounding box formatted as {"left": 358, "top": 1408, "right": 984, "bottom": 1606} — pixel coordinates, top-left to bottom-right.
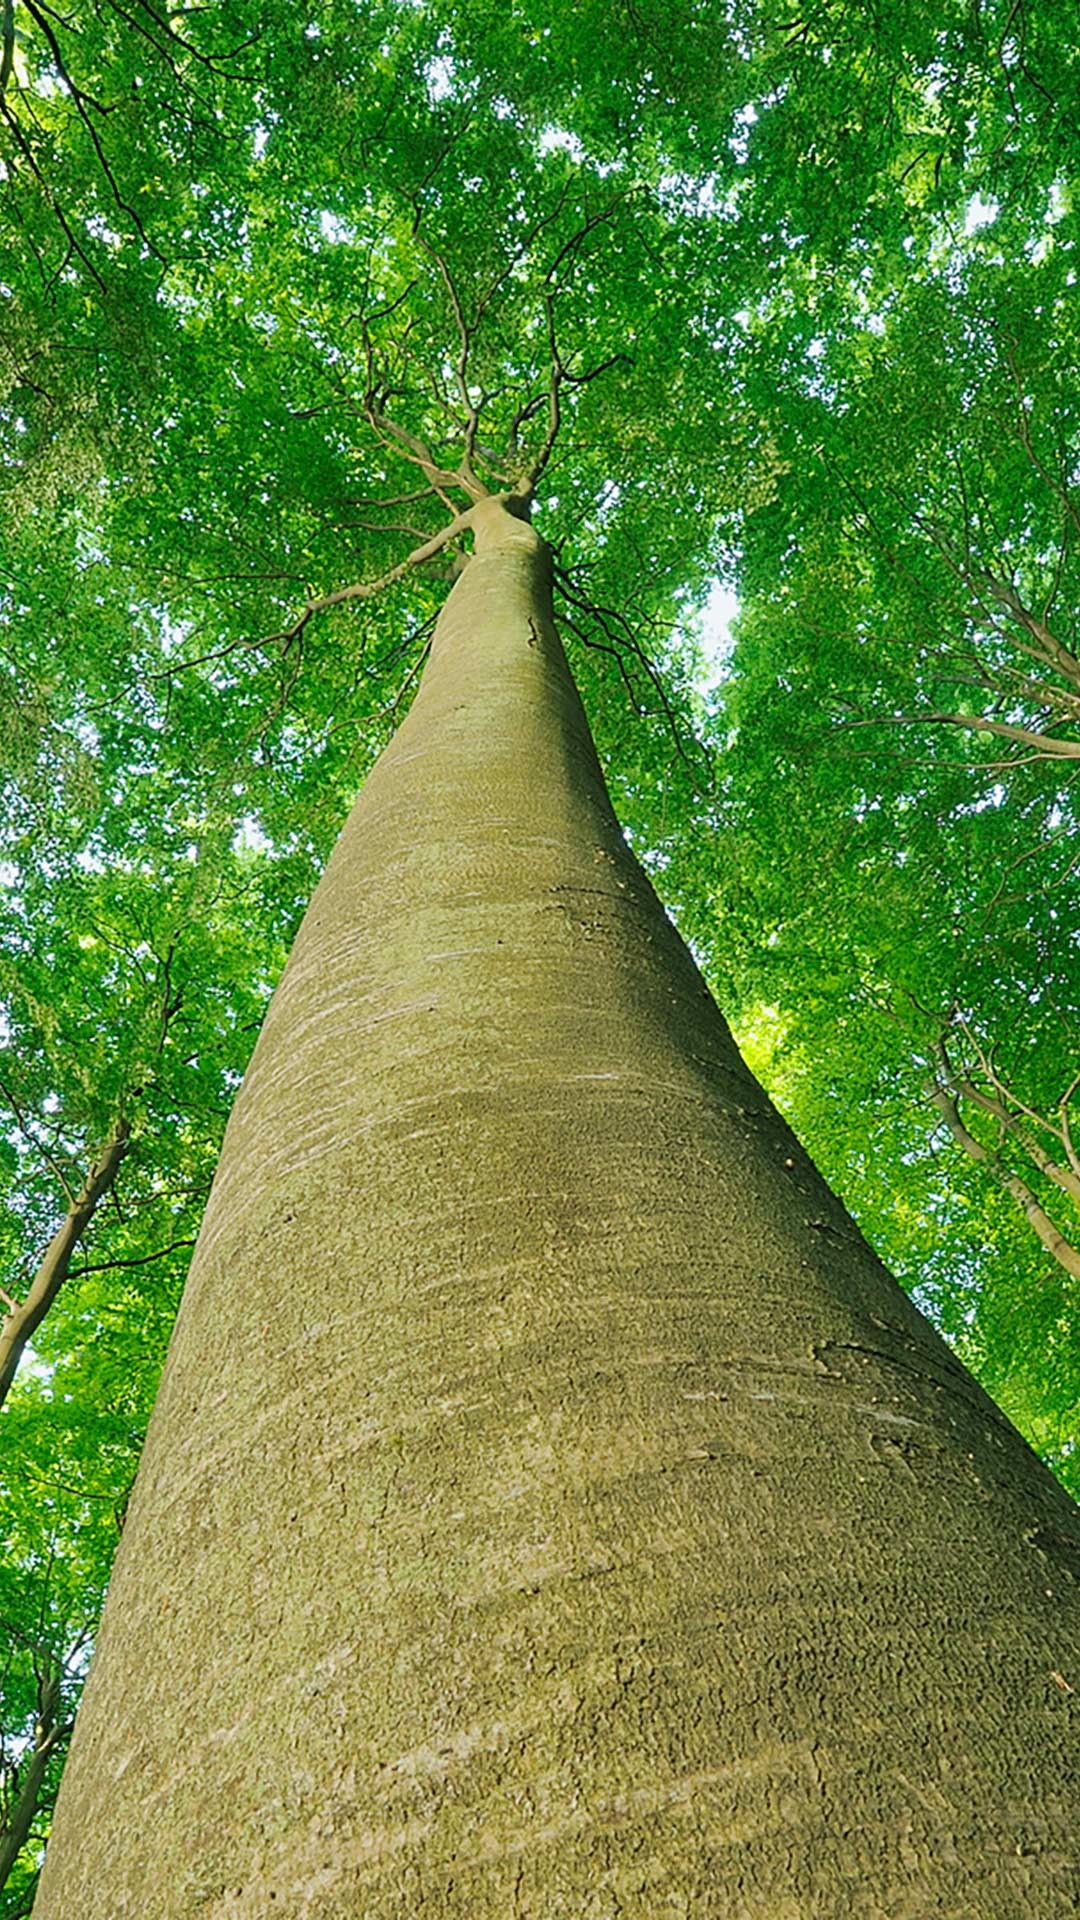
{"left": 36, "top": 499, "right": 1079, "bottom": 1916}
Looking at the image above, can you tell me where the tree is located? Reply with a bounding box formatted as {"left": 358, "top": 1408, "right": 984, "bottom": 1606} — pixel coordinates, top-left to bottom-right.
{"left": 34, "top": 462, "right": 1080, "bottom": 1911}
{"left": 3, "top": 0, "right": 1080, "bottom": 1900}
{"left": 707, "top": 117, "right": 1080, "bottom": 1487}
{"left": 1, "top": 6, "right": 762, "bottom": 1883}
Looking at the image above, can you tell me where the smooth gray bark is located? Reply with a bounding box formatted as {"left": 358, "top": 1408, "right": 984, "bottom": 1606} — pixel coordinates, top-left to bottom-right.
{"left": 37, "top": 503, "right": 1080, "bottom": 1916}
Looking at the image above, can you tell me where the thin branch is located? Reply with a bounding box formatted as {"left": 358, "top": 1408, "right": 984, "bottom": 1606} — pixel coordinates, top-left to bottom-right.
{"left": 414, "top": 235, "right": 483, "bottom": 489}
{"left": 555, "top": 565, "right": 713, "bottom": 795}
{"left": 22, "top": 0, "right": 164, "bottom": 259}
{"left": 1002, "top": 342, "right": 1080, "bottom": 542}
{"left": 0, "top": 0, "right": 14, "bottom": 101}
{"left": 379, "top": 635, "right": 433, "bottom": 723}
{"left": 265, "top": 506, "right": 477, "bottom": 649}
{"left": 1060, "top": 1074, "right": 1080, "bottom": 1180}
{"left": 951, "top": 1076, "right": 1080, "bottom": 1206}
{"left": 525, "top": 289, "right": 564, "bottom": 490}
{"left": 107, "top": 0, "right": 260, "bottom": 79}
{"left": 472, "top": 172, "right": 574, "bottom": 325}
{"left": 0, "top": 1082, "right": 77, "bottom": 1205}
{"left": 0, "top": 1121, "right": 131, "bottom": 1409}
{"left": 0, "top": 98, "right": 108, "bottom": 292}
{"left": 364, "top": 403, "right": 470, "bottom": 509}
{"left": 848, "top": 709, "right": 1080, "bottom": 759}
{"left": 927, "top": 1072, "right": 1080, "bottom": 1281}
{"left": 75, "top": 1236, "right": 196, "bottom": 1276}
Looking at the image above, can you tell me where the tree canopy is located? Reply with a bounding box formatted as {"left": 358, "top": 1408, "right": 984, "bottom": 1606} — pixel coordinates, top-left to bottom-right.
{"left": 1, "top": 1, "right": 1077, "bottom": 1904}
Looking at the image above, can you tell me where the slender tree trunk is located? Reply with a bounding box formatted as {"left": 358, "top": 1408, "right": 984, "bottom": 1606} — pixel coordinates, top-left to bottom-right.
{"left": 0, "top": 1122, "right": 129, "bottom": 1408}
{"left": 36, "top": 500, "right": 1080, "bottom": 1916}
{"left": 0, "top": 1665, "right": 64, "bottom": 1894}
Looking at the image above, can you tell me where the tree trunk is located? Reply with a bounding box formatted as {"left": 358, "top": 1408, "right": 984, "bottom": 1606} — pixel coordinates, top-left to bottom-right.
{"left": 36, "top": 499, "right": 1080, "bottom": 1916}
{"left": 0, "top": 1664, "right": 64, "bottom": 1895}
{"left": 0, "top": 1120, "right": 129, "bottom": 1408}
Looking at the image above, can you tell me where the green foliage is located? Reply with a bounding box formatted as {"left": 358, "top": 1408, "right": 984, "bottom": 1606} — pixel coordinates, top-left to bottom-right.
{"left": 1, "top": 0, "right": 1078, "bottom": 1891}
{"left": 704, "top": 6, "right": 1080, "bottom": 1492}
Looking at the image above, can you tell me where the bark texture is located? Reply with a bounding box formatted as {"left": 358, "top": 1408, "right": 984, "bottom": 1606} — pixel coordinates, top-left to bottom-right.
{"left": 37, "top": 501, "right": 1079, "bottom": 1917}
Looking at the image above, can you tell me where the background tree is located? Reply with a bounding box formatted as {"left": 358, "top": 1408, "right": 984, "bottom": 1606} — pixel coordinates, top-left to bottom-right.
{"left": 708, "top": 14, "right": 1080, "bottom": 1489}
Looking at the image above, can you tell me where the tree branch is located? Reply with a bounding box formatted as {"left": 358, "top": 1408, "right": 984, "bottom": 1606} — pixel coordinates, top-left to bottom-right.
{"left": 22, "top": 0, "right": 164, "bottom": 259}
{"left": 0, "top": 1121, "right": 130, "bottom": 1408}
{"left": 266, "top": 506, "right": 478, "bottom": 649}
{"left": 75, "top": 1236, "right": 196, "bottom": 1276}
{"left": 853, "top": 709, "right": 1080, "bottom": 759}
{"left": 952, "top": 1076, "right": 1080, "bottom": 1206}
{"left": 1002, "top": 341, "right": 1080, "bottom": 543}
{"left": 0, "top": 1659, "right": 67, "bottom": 1896}
{"left": 414, "top": 236, "right": 484, "bottom": 491}
{"left": 928, "top": 1079, "right": 1080, "bottom": 1279}
{"left": 0, "top": 0, "right": 14, "bottom": 102}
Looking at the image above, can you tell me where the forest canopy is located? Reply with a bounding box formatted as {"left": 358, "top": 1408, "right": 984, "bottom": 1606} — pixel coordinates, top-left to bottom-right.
{"left": 1, "top": 1, "right": 1077, "bottom": 1906}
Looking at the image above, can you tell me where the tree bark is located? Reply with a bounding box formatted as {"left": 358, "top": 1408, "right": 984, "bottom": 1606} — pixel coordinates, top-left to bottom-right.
{"left": 0, "top": 1663, "right": 64, "bottom": 1893}
{"left": 0, "top": 1122, "right": 129, "bottom": 1409}
{"left": 36, "top": 500, "right": 1080, "bottom": 1916}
